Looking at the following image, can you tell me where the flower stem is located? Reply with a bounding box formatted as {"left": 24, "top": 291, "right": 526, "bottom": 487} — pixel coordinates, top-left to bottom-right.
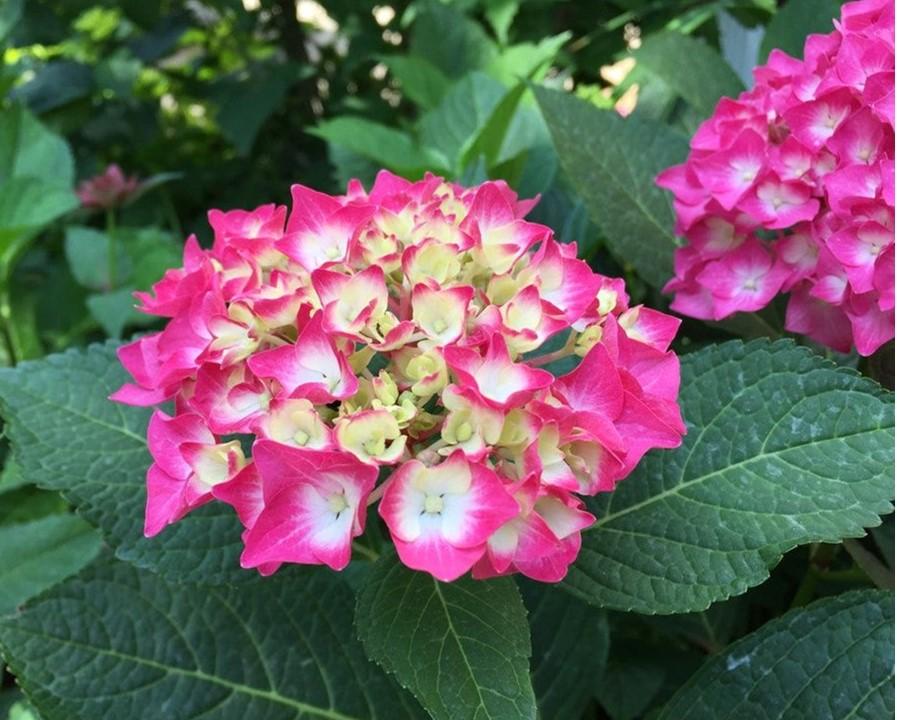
{"left": 106, "top": 208, "right": 117, "bottom": 289}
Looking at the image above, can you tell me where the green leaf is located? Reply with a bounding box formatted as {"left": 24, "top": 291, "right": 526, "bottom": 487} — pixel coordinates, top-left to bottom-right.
{"left": 9, "top": 62, "right": 93, "bottom": 114}
{"left": 0, "top": 556, "right": 422, "bottom": 720}
{"left": 8, "top": 702, "right": 39, "bottom": 720}
{"left": 0, "top": 515, "right": 100, "bottom": 616}
{"left": 487, "top": 33, "right": 570, "bottom": 86}
{"left": 0, "top": 104, "right": 74, "bottom": 187}
{"left": 0, "top": 343, "right": 248, "bottom": 585}
{"left": 0, "top": 0, "right": 23, "bottom": 46}
{"left": 0, "top": 178, "right": 78, "bottom": 277}
{"left": 520, "top": 580, "right": 609, "bottom": 720}
{"left": 0, "top": 458, "right": 27, "bottom": 493}
{"left": 596, "top": 639, "right": 703, "bottom": 720}
{"left": 467, "top": 82, "right": 528, "bottom": 170}
{"left": 565, "top": 340, "right": 895, "bottom": 614}
{"left": 119, "top": 226, "right": 182, "bottom": 289}
{"left": 383, "top": 55, "right": 451, "bottom": 110}
{"left": 760, "top": 0, "right": 841, "bottom": 61}
{"left": 420, "top": 72, "right": 507, "bottom": 174}
{"left": 311, "top": 117, "right": 440, "bottom": 175}
{"left": 212, "top": 62, "right": 300, "bottom": 156}
{"left": 356, "top": 553, "right": 537, "bottom": 720}
{"left": 0, "top": 488, "right": 67, "bottom": 526}
{"left": 64, "top": 226, "right": 117, "bottom": 291}
{"left": 483, "top": 0, "right": 518, "bottom": 45}
{"left": 411, "top": 2, "right": 498, "bottom": 79}
{"left": 659, "top": 590, "right": 895, "bottom": 720}
{"left": 534, "top": 85, "right": 689, "bottom": 288}
{"left": 86, "top": 288, "right": 148, "bottom": 339}
{"left": 643, "top": 596, "right": 748, "bottom": 653}
{"left": 635, "top": 32, "right": 744, "bottom": 118}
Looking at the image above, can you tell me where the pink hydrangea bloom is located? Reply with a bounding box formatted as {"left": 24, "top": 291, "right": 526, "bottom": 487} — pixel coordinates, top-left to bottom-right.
{"left": 113, "top": 171, "right": 686, "bottom": 582}
{"left": 657, "top": 0, "right": 894, "bottom": 355}
{"left": 76, "top": 164, "right": 142, "bottom": 209}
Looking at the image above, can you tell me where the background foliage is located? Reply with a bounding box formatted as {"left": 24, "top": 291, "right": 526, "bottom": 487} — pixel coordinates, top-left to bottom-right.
{"left": 0, "top": 1, "right": 892, "bottom": 719}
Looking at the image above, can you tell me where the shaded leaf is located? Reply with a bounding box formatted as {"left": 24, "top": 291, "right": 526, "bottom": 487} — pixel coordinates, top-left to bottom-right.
{"left": 0, "top": 515, "right": 101, "bottom": 616}
{"left": 760, "top": 0, "right": 841, "bottom": 61}
{"left": 520, "top": 580, "right": 609, "bottom": 720}
{"left": 659, "top": 590, "right": 894, "bottom": 720}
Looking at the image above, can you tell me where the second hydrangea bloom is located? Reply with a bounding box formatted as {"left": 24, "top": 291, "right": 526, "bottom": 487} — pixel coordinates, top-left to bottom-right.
{"left": 658, "top": 0, "right": 894, "bottom": 355}
{"left": 113, "top": 171, "right": 686, "bottom": 582}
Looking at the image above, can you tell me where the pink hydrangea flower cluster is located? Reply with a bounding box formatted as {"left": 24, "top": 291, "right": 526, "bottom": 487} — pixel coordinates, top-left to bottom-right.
{"left": 657, "top": 0, "right": 894, "bottom": 355}
{"left": 112, "top": 172, "right": 685, "bottom": 583}
{"left": 77, "top": 164, "right": 142, "bottom": 210}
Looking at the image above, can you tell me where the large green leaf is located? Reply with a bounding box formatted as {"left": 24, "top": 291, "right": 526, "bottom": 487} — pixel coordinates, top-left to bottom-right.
{"left": 410, "top": 2, "right": 498, "bottom": 79}
{"left": 383, "top": 55, "right": 451, "bottom": 110}
{"left": 520, "top": 580, "right": 609, "bottom": 720}
{"left": 0, "top": 343, "right": 248, "bottom": 585}
{"left": 0, "top": 556, "right": 422, "bottom": 720}
{"left": 419, "top": 72, "right": 508, "bottom": 174}
{"left": 0, "top": 105, "right": 74, "bottom": 187}
{"left": 311, "top": 117, "right": 440, "bottom": 175}
{"left": 635, "top": 32, "right": 744, "bottom": 117}
{"left": 659, "top": 590, "right": 894, "bottom": 719}
{"left": 760, "top": 0, "right": 841, "bottom": 61}
{"left": 356, "top": 554, "right": 537, "bottom": 720}
{"left": 64, "top": 226, "right": 117, "bottom": 291}
{"left": 534, "top": 85, "right": 689, "bottom": 288}
{"left": 212, "top": 62, "right": 303, "bottom": 156}
{"left": 0, "top": 514, "right": 100, "bottom": 616}
{"left": 0, "top": 178, "right": 78, "bottom": 277}
{"left": 565, "top": 340, "right": 895, "bottom": 614}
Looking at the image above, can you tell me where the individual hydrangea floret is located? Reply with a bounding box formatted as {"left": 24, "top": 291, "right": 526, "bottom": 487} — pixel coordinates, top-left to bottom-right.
{"left": 657, "top": 0, "right": 894, "bottom": 355}
{"left": 113, "top": 171, "right": 686, "bottom": 582}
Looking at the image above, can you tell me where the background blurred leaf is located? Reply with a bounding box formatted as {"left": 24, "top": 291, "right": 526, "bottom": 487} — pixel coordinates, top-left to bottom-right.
{"left": 420, "top": 72, "right": 508, "bottom": 173}
{"left": 212, "top": 62, "right": 304, "bottom": 156}
{"left": 0, "top": 0, "right": 22, "bottom": 47}
{"left": 716, "top": 9, "right": 766, "bottom": 87}
{"left": 9, "top": 62, "right": 94, "bottom": 114}
{"left": 411, "top": 2, "right": 498, "bottom": 78}
{"left": 0, "top": 514, "right": 100, "bottom": 616}
{"left": 0, "top": 105, "right": 73, "bottom": 187}
{"left": 759, "top": 0, "right": 842, "bottom": 60}
{"left": 312, "top": 116, "right": 441, "bottom": 175}
{"left": 64, "top": 226, "right": 117, "bottom": 291}
{"left": 382, "top": 55, "right": 451, "bottom": 110}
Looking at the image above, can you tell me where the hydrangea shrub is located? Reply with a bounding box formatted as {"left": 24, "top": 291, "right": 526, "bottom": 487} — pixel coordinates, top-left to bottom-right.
{"left": 111, "top": 172, "right": 686, "bottom": 582}
{"left": 658, "top": 0, "right": 894, "bottom": 355}
{"left": 0, "top": 4, "right": 893, "bottom": 719}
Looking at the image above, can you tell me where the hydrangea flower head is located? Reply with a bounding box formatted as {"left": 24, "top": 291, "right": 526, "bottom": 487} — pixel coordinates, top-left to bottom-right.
{"left": 657, "top": 0, "right": 894, "bottom": 355}
{"left": 77, "top": 164, "right": 143, "bottom": 209}
{"left": 113, "top": 171, "right": 686, "bottom": 582}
